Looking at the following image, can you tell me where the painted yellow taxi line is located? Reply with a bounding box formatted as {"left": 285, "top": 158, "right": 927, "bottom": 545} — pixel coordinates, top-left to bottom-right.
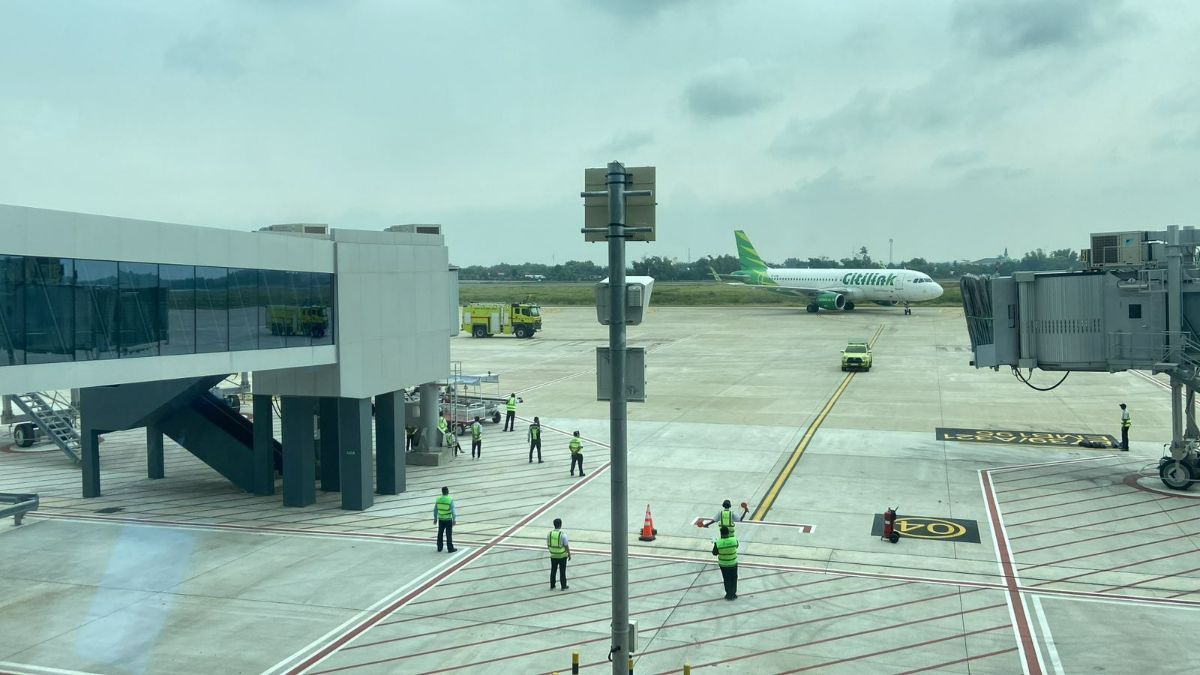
{"left": 751, "top": 322, "right": 885, "bottom": 521}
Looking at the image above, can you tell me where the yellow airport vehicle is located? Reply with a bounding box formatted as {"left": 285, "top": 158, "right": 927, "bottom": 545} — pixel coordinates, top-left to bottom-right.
{"left": 268, "top": 305, "right": 330, "bottom": 338}
{"left": 461, "top": 302, "right": 542, "bottom": 338}
{"left": 841, "top": 338, "right": 872, "bottom": 371}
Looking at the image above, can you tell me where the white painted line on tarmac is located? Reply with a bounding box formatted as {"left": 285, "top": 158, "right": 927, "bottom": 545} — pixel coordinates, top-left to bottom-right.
{"left": 0, "top": 663, "right": 104, "bottom": 675}
{"left": 1031, "top": 595, "right": 1065, "bottom": 675}
{"left": 691, "top": 516, "right": 815, "bottom": 533}
{"left": 261, "top": 549, "right": 467, "bottom": 675}
{"left": 1032, "top": 591, "right": 1200, "bottom": 612}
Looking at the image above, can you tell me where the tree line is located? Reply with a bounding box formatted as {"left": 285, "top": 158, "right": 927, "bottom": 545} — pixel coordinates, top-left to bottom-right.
{"left": 456, "top": 247, "right": 1083, "bottom": 282}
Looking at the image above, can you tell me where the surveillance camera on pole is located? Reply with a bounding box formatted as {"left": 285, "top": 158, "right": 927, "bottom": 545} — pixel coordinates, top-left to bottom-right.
{"left": 580, "top": 161, "right": 655, "bottom": 674}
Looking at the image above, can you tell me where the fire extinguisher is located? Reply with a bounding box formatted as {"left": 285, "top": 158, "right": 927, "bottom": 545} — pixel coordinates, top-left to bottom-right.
{"left": 882, "top": 506, "right": 900, "bottom": 544}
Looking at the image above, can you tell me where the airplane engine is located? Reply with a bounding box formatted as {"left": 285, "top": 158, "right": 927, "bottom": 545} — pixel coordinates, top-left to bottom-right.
{"left": 874, "top": 300, "right": 898, "bottom": 306}
{"left": 817, "top": 291, "right": 846, "bottom": 310}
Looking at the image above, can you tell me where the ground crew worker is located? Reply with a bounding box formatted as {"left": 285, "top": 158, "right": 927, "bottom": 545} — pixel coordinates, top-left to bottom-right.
{"left": 704, "top": 499, "right": 748, "bottom": 535}
{"left": 528, "top": 416, "right": 543, "bottom": 463}
{"left": 434, "top": 486, "right": 457, "bottom": 553}
{"left": 503, "top": 393, "right": 518, "bottom": 431}
{"left": 471, "top": 416, "right": 483, "bottom": 459}
{"left": 569, "top": 431, "right": 584, "bottom": 477}
{"left": 548, "top": 517, "right": 571, "bottom": 590}
{"left": 405, "top": 425, "right": 418, "bottom": 452}
{"left": 437, "top": 412, "right": 449, "bottom": 447}
{"left": 712, "top": 526, "right": 739, "bottom": 600}
{"left": 1120, "top": 403, "right": 1131, "bottom": 451}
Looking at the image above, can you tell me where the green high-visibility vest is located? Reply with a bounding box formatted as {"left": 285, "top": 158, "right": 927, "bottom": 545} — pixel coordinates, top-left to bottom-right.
{"left": 720, "top": 509, "right": 736, "bottom": 534}
{"left": 530, "top": 425, "right": 540, "bottom": 440}
{"left": 715, "top": 536, "right": 739, "bottom": 568}
{"left": 1122, "top": 413, "right": 1132, "bottom": 429}
{"left": 472, "top": 423, "right": 482, "bottom": 440}
{"left": 436, "top": 495, "right": 454, "bottom": 521}
{"left": 507, "top": 396, "right": 517, "bottom": 412}
{"left": 547, "top": 529, "right": 567, "bottom": 559}
{"left": 569, "top": 437, "right": 582, "bottom": 454}
{"left": 438, "top": 417, "right": 448, "bottom": 433}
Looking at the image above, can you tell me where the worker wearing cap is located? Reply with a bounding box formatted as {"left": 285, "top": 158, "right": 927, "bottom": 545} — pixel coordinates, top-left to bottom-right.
{"left": 569, "top": 431, "right": 584, "bottom": 477}
{"left": 705, "top": 499, "right": 748, "bottom": 535}
{"left": 712, "top": 526, "right": 739, "bottom": 600}
{"left": 548, "top": 517, "right": 571, "bottom": 590}
{"left": 503, "top": 393, "right": 518, "bottom": 431}
{"left": 471, "top": 416, "right": 483, "bottom": 459}
{"left": 434, "top": 486, "right": 457, "bottom": 553}
{"left": 528, "top": 416, "right": 543, "bottom": 463}
{"left": 1120, "top": 403, "right": 1131, "bottom": 451}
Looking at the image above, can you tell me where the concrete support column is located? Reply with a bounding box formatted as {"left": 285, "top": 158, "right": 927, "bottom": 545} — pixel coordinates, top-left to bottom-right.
{"left": 81, "top": 427, "right": 102, "bottom": 498}
{"left": 419, "top": 382, "right": 439, "bottom": 452}
{"left": 337, "top": 397, "right": 374, "bottom": 511}
{"left": 252, "top": 394, "right": 276, "bottom": 496}
{"left": 375, "top": 392, "right": 405, "bottom": 495}
{"left": 147, "top": 426, "right": 165, "bottom": 479}
{"left": 318, "top": 397, "right": 341, "bottom": 492}
{"left": 281, "top": 396, "right": 317, "bottom": 507}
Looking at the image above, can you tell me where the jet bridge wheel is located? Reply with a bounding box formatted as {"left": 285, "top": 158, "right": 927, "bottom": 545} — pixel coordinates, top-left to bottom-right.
{"left": 14, "top": 423, "right": 36, "bottom": 448}
{"left": 1159, "top": 458, "right": 1196, "bottom": 491}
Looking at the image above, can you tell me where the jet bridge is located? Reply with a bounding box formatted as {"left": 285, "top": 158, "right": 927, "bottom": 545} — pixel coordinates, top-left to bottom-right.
{"left": 962, "top": 225, "right": 1200, "bottom": 490}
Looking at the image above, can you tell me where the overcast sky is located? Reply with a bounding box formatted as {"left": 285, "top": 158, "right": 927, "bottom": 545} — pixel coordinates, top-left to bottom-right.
{"left": 2, "top": 0, "right": 1197, "bottom": 267}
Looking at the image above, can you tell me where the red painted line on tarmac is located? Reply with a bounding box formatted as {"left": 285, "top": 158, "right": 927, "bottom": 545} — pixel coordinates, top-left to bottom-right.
{"left": 1001, "top": 480, "right": 1120, "bottom": 505}
{"left": 981, "top": 470, "right": 1043, "bottom": 675}
{"left": 282, "top": 458, "right": 613, "bottom": 675}
{"left": 353, "top": 577, "right": 888, "bottom": 675}
{"left": 336, "top": 575, "right": 844, "bottom": 670}
{"left": 1028, "top": 548, "right": 1200, "bottom": 588}
{"left": 1124, "top": 473, "right": 1200, "bottom": 500}
{"left": 897, "top": 646, "right": 1020, "bottom": 674}
{"left": 350, "top": 566, "right": 811, "bottom": 653}
{"left": 1095, "top": 565, "right": 1200, "bottom": 594}
{"left": 436, "top": 554, "right": 613, "bottom": 587}
{"left": 657, "top": 603, "right": 1007, "bottom": 674}
{"left": 1014, "top": 515, "right": 1194, "bottom": 554}
{"left": 374, "top": 567, "right": 794, "bottom": 631}
{"left": 1021, "top": 527, "right": 1194, "bottom": 571}
{"left": 778, "top": 624, "right": 1011, "bottom": 673}
{"left": 1009, "top": 501, "right": 1200, "bottom": 544}
{"left": 407, "top": 558, "right": 684, "bottom": 604}
{"left": 1005, "top": 491, "right": 1161, "bottom": 520}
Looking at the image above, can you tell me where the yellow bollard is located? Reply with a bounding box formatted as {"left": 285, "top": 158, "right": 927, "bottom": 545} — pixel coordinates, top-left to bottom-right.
{"left": 628, "top": 656, "right": 634, "bottom": 674}
{"left": 683, "top": 666, "right": 692, "bottom": 675}
{"left": 572, "top": 651, "right": 580, "bottom": 675}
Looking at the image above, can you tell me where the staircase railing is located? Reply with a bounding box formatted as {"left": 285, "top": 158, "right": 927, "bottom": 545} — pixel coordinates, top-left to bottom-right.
{"left": 10, "top": 392, "right": 82, "bottom": 464}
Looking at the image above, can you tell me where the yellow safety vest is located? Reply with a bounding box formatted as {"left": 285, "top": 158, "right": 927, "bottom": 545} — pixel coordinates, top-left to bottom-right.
{"left": 569, "top": 437, "right": 582, "bottom": 454}
{"left": 507, "top": 396, "right": 517, "bottom": 412}
{"left": 472, "top": 423, "right": 482, "bottom": 440}
{"left": 715, "top": 536, "right": 739, "bottom": 568}
{"left": 438, "top": 417, "right": 448, "bottom": 433}
{"left": 720, "top": 509, "right": 735, "bottom": 534}
{"left": 436, "top": 495, "right": 453, "bottom": 521}
{"left": 530, "top": 425, "right": 540, "bottom": 441}
{"left": 547, "top": 529, "right": 567, "bottom": 559}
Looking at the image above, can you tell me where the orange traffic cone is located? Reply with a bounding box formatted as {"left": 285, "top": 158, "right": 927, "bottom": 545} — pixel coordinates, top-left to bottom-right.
{"left": 638, "top": 504, "right": 658, "bottom": 542}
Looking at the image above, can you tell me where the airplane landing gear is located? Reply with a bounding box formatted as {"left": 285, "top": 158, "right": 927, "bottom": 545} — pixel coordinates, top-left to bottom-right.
{"left": 844, "top": 302, "right": 855, "bottom": 311}
{"left": 806, "top": 303, "right": 819, "bottom": 313}
{"left": 903, "top": 302, "right": 912, "bottom": 316}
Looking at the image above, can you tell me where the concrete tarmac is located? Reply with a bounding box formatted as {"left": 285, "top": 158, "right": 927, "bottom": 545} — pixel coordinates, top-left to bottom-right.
{"left": 1, "top": 305, "right": 1194, "bottom": 674}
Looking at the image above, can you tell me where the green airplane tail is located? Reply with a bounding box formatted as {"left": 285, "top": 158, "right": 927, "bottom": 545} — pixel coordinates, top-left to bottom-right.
{"left": 734, "top": 230, "right": 769, "bottom": 274}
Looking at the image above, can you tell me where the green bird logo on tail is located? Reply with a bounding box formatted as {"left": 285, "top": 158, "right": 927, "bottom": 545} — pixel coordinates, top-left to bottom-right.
{"left": 734, "top": 230, "right": 776, "bottom": 286}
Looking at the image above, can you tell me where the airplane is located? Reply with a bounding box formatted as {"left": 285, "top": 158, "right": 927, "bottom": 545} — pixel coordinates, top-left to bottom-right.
{"left": 718, "top": 230, "right": 944, "bottom": 313}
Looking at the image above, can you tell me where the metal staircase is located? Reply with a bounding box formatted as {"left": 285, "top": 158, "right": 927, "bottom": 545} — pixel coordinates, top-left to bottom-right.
{"left": 10, "top": 392, "right": 82, "bottom": 464}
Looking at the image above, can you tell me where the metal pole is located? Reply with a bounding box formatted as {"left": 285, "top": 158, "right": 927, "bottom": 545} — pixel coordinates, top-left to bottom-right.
{"left": 606, "top": 160, "right": 630, "bottom": 674}
{"left": 1168, "top": 225, "right": 1185, "bottom": 460}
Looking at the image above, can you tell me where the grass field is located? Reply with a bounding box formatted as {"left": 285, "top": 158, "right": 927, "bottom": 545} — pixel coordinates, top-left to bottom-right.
{"left": 459, "top": 280, "right": 963, "bottom": 307}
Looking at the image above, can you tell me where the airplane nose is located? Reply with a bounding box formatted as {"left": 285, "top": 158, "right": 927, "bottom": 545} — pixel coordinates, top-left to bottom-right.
{"left": 931, "top": 284, "right": 944, "bottom": 299}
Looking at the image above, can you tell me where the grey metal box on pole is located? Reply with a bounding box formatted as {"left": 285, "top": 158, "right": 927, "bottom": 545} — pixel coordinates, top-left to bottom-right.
{"left": 595, "top": 276, "right": 655, "bottom": 326}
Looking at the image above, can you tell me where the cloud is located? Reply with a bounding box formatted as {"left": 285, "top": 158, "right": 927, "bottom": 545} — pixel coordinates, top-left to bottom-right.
{"left": 599, "top": 131, "right": 654, "bottom": 154}
{"left": 952, "top": 0, "right": 1140, "bottom": 59}
{"left": 163, "top": 27, "right": 247, "bottom": 79}
{"left": 958, "top": 165, "right": 1031, "bottom": 184}
{"left": 586, "top": 0, "right": 700, "bottom": 19}
{"left": 683, "top": 67, "right": 778, "bottom": 121}
{"left": 932, "top": 150, "right": 986, "bottom": 170}
{"left": 1155, "top": 126, "right": 1200, "bottom": 151}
